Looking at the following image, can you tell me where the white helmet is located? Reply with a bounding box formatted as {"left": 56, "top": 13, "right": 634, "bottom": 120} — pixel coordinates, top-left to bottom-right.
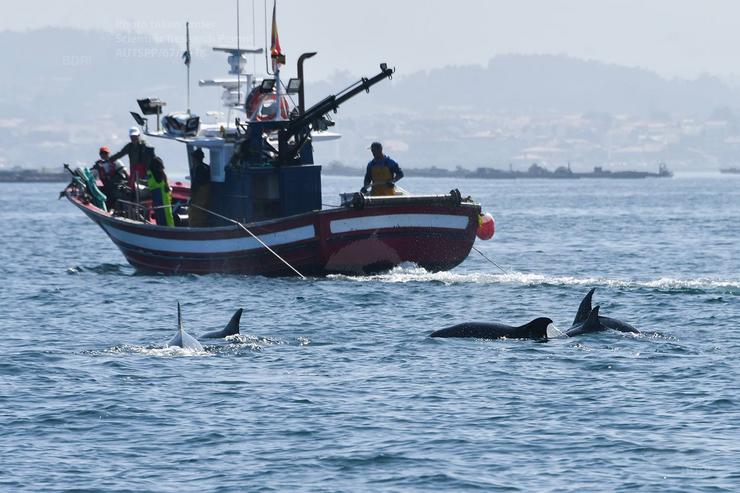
{"left": 129, "top": 126, "right": 141, "bottom": 137}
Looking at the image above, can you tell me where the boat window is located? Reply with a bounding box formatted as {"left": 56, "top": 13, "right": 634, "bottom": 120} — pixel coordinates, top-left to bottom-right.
{"left": 207, "top": 144, "right": 235, "bottom": 183}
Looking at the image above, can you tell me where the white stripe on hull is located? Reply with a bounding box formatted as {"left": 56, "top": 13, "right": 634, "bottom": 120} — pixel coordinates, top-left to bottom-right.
{"left": 330, "top": 214, "right": 469, "bottom": 234}
{"left": 101, "top": 223, "right": 316, "bottom": 254}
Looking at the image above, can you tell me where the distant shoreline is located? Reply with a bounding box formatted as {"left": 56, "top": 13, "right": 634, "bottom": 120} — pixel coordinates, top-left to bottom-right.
{"left": 323, "top": 163, "right": 674, "bottom": 180}
{"left": 3, "top": 165, "right": 732, "bottom": 183}
{"left": 0, "top": 169, "right": 69, "bottom": 183}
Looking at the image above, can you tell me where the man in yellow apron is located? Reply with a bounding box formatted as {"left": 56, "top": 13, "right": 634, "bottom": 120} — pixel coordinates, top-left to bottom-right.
{"left": 361, "top": 142, "right": 404, "bottom": 196}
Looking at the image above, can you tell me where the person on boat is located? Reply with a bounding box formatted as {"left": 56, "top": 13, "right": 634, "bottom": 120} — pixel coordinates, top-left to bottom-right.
{"left": 109, "top": 127, "right": 154, "bottom": 188}
{"left": 147, "top": 156, "right": 174, "bottom": 227}
{"left": 361, "top": 142, "right": 404, "bottom": 196}
{"left": 188, "top": 147, "right": 211, "bottom": 227}
{"left": 92, "top": 146, "right": 129, "bottom": 210}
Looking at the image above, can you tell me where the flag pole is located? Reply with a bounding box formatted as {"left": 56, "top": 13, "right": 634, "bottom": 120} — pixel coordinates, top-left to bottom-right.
{"left": 271, "top": 0, "right": 283, "bottom": 120}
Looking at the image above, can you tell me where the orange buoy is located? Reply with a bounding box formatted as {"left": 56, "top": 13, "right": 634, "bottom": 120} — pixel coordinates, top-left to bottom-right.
{"left": 476, "top": 212, "right": 495, "bottom": 240}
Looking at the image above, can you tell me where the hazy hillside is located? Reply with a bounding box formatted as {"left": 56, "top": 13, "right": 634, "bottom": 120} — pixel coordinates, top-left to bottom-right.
{"left": 2, "top": 28, "right": 740, "bottom": 171}
{"left": 335, "top": 55, "right": 739, "bottom": 117}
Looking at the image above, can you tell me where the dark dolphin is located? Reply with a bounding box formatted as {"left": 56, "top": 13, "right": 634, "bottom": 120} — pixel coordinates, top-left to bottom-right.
{"left": 565, "top": 306, "right": 607, "bottom": 337}
{"left": 200, "top": 308, "right": 243, "bottom": 339}
{"left": 167, "top": 302, "right": 204, "bottom": 351}
{"left": 572, "top": 288, "right": 639, "bottom": 334}
{"left": 430, "top": 317, "right": 554, "bottom": 341}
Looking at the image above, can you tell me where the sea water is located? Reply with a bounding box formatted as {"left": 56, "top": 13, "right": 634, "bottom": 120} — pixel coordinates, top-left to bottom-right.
{"left": 0, "top": 175, "right": 738, "bottom": 492}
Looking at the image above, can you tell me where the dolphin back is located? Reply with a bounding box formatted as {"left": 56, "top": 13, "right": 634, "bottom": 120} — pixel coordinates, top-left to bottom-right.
{"left": 515, "top": 317, "right": 553, "bottom": 340}
{"left": 431, "top": 318, "right": 552, "bottom": 340}
{"left": 431, "top": 322, "right": 513, "bottom": 339}
{"left": 201, "top": 308, "right": 243, "bottom": 339}
{"left": 600, "top": 315, "right": 640, "bottom": 333}
{"left": 168, "top": 330, "right": 204, "bottom": 351}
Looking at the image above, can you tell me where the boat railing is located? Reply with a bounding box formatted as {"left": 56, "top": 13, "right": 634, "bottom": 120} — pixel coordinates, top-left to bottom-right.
{"left": 341, "top": 189, "right": 472, "bottom": 210}
{"left": 115, "top": 199, "right": 150, "bottom": 222}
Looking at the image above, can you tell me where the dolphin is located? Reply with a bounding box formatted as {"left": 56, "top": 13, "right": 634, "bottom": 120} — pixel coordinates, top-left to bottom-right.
{"left": 430, "top": 317, "right": 555, "bottom": 341}
{"left": 572, "top": 288, "right": 639, "bottom": 334}
{"left": 200, "top": 308, "right": 243, "bottom": 339}
{"left": 167, "top": 302, "right": 204, "bottom": 351}
{"left": 565, "top": 306, "right": 607, "bottom": 337}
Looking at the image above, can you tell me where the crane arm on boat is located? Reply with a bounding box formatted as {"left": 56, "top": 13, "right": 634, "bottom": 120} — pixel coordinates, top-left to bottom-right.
{"left": 238, "top": 63, "right": 394, "bottom": 166}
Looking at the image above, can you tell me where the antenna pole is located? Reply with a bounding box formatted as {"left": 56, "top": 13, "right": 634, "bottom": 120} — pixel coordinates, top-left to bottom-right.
{"left": 264, "top": 0, "right": 271, "bottom": 74}
{"left": 252, "top": 0, "right": 257, "bottom": 74}
{"left": 185, "top": 22, "right": 191, "bottom": 114}
{"left": 236, "top": 0, "right": 242, "bottom": 106}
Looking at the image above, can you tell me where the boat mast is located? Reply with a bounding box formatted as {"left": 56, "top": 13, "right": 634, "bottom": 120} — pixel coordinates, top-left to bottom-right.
{"left": 184, "top": 22, "right": 192, "bottom": 114}
{"left": 236, "top": 0, "right": 242, "bottom": 106}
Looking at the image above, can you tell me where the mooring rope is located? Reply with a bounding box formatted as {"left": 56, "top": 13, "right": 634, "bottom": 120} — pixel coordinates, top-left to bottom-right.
{"left": 189, "top": 204, "right": 306, "bottom": 279}
{"left": 472, "top": 245, "right": 509, "bottom": 275}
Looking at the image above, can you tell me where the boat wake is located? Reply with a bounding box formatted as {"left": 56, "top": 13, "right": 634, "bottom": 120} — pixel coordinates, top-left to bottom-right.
{"left": 93, "top": 334, "right": 292, "bottom": 358}
{"left": 101, "top": 344, "right": 212, "bottom": 357}
{"left": 329, "top": 265, "right": 740, "bottom": 293}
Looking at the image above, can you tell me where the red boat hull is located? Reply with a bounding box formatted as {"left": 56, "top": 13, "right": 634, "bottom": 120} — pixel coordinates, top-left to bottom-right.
{"left": 66, "top": 190, "right": 482, "bottom": 276}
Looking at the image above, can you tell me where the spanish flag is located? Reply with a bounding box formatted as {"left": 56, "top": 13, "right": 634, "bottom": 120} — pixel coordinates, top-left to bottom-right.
{"left": 270, "top": 0, "right": 285, "bottom": 70}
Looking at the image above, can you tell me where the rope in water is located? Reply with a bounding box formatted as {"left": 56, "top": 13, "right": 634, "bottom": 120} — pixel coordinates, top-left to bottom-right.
{"left": 472, "top": 245, "right": 509, "bottom": 275}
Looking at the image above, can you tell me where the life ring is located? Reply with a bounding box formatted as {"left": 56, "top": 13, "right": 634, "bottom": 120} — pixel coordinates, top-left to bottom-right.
{"left": 245, "top": 88, "right": 262, "bottom": 118}
{"left": 253, "top": 94, "right": 290, "bottom": 121}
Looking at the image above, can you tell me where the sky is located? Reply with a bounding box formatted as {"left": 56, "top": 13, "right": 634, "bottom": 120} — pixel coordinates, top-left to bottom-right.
{"left": 3, "top": 0, "right": 740, "bottom": 82}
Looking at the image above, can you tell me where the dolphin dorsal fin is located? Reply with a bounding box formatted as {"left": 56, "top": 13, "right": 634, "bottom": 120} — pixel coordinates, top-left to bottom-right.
{"left": 573, "top": 288, "right": 596, "bottom": 325}
{"left": 223, "top": 308, "right": 243, "bottom": 337}
{"left": 177, "top": 302, "right": 183, "bottom": 332}
{"left": 585, "top": 305, "right": 601, "bottom": 326}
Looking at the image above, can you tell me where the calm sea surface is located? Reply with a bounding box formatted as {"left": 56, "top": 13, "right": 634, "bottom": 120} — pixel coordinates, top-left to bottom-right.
{"left": 1, "top": 175, "right": 739, "bottom": 492}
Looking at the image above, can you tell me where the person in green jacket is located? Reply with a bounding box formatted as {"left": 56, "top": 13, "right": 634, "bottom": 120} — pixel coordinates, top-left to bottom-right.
{"left": 147, "top": 156, "right": 174, "bottom": 227}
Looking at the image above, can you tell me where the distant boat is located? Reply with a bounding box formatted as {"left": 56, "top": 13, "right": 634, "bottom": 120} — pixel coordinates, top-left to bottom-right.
{"left": 719, "top": 167, "right": 740, "bottom": 175}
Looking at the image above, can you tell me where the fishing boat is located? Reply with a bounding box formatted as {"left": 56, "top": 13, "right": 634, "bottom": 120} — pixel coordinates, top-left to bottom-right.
{"left": 63, "top": 12, "right": 494, "bottom": 277}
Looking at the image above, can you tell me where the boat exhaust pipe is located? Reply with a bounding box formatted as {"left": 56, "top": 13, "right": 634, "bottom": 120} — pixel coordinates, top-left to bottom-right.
{"left": 297, "top": 52, "right": 317, "bottom": 115}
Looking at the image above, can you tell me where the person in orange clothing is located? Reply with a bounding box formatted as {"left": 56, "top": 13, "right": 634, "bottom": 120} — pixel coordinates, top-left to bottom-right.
{"left": 91, "top": 146, "right": 129, "bottom": 210}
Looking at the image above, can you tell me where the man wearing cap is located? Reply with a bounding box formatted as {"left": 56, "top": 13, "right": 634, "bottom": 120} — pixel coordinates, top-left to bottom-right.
{"left": 361, "top": 142, "right": 404, "bottom": 196}
{"left": 109, "top": 127, "right": 154, "bottom": 187}
{"left": 92, "top": 146, "right": 129, "bottom": 210}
